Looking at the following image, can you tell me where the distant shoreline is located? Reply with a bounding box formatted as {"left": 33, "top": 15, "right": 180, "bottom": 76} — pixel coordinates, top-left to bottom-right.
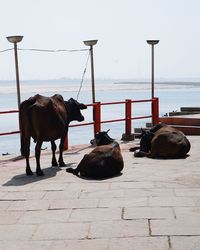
{"left": 1, "top": 78, "right": 200, "bottom": 86}
{"left": 114, "top": 81, "right": 200, "bottom": 86}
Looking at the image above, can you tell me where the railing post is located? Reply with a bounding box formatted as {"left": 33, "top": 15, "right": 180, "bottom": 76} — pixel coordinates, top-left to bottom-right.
{"left": 125, "top": 99, "right": 132, "bottom": 137}
{"left": 64, "top": 133, "right": 68, "bottom": 151}
{"left": 152, "top": 97, "right": 159, "bottom": 125}
{"left": 93, "top": 102, "right": 101, "bottom": 137}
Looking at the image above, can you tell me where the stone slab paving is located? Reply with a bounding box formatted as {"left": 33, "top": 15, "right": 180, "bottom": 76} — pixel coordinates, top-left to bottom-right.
{"left": 1, "top": 136, "right": 200, "bottom": 249}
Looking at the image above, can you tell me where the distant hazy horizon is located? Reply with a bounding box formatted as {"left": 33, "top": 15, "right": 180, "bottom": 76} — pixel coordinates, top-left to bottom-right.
{"left": 1, "top": 77, "right": 200, "bottom": 84}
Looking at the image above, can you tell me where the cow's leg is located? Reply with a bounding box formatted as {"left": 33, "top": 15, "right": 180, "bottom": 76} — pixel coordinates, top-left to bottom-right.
{"left": 66, "top": 154, "right": 89, "bottom": 175}
{"left": 24, "top": 136, "right": 33, "bottom": 175}
{"left": 134, "top": 150, "right": 148, "bottom": 157}
{"left": 58, "top": 136, "right": 66, "bottom": 167}
{"left": 51, "top": 140, "right": 58, "bottom": 166}
{"left": 35, "top": 141, "right": 44, "bottom": 176}
{"left": 74, "top": 154, "right": 89, "bottom": 175}
{"left": 129, "top": 146, "right": 140, "bottom": 152}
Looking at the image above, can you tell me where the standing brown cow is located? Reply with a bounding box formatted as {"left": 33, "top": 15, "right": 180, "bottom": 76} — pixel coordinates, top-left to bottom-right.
{"left": 19, "top": 94, "right": 87, "bottom": 176}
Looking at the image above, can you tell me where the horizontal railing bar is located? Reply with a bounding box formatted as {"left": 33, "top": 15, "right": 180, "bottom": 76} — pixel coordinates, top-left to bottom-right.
{"left": 131, "top": 115, "right": 152, "bottom": 120}
{"left": 69, "top": 122, "right": 94, "bottom": 128}
{"left": 100, "top": 101, "right": 126, "bottom": 106}
{"left": 0, "top": 110, "right": 19, "bottom": 114}
{"left": 0, "top": 131, "right": 20, "bottom": 136}
{"left": 101, "top": 118, "right": 126, "bottom": 124}
{"left": 131, "top": 99, "right": 153, "bottom": 103}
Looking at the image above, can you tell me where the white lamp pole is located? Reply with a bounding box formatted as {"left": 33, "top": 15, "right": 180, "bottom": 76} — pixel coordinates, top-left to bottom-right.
{"left": 7, "top": 35, "right": 23, "bottom": 110}
{"left": 146, "top": 40, "right": 159, "bottom": 99}
{"left": 83, "top": 39, "right": 98, "bottom": 103}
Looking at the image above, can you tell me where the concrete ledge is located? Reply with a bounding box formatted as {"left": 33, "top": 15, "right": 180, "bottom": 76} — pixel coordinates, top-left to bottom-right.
{"left": 159, "top": 115, "right": 200, "bottom": 135}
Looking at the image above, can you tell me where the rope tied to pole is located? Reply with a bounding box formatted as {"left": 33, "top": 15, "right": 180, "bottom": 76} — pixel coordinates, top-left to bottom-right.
{"left": 0, "top": 46, "right": 91, "bottom": 101}
{"left": 18, "top": 48, "right": 89, "bottom": 53}
{"left": 76, "top": 50, "right": 90, "bottom": 100}
{"left": 0, "top": 48, "right": 14, "bottom": 53}
{"left": 0, "top": 47, "right": 89, "bottom": 53}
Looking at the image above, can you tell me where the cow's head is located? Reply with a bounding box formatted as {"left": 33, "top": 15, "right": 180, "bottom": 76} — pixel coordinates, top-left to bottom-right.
{"left": 91, "top": 129, "right": 114, "bottom": 146}
{"left": 139, "top": 129, "right": 154, "bottom": 153}
{"left": 66, "top": 98, "right": 87, "bottom": 122}
{"left": 149, "top": 123, "right": 165, "bottom": 133}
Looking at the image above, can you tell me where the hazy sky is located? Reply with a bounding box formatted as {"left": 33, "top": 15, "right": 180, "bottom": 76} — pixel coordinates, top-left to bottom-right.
{"left": 0, "top": 0, "right": 200, "bottom": 80}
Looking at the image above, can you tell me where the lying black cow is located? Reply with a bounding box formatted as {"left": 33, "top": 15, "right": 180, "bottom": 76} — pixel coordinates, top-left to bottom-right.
{"left": 133, "top": 123, "right": 191, "bottom": 158}
{"left": 19, "top": 94, "right": 87, "bottom": 176}
{"left": 67, "top": 131, "right": 124, "bottom": 179}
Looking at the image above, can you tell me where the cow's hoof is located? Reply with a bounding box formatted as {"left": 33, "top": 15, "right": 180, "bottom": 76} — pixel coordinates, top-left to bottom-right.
{"left": 26, "top": 170, "right": 34, "bottom": 176}
{"left": 129, "top": 146, "right": 140, "bottom": 152}
{"left": 59, "top": 162, "right": 66, "bottom": 167}
{"left": 66, "top": 168, "right": 78, "bottom": 175}
{"left": 52, "top": 161, "right": 58, "bottom": 167}
{"left": 134, "top": 151, "right": 146, "bottom": 157}
{"left": 66, "top": 167, "right": 74, "bottom": 173}
{"left": 36, "top": 170, "right": 44, "bottom": 176}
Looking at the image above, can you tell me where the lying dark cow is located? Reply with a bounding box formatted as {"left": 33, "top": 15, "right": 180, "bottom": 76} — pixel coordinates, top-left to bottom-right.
{"left": 19, "top": 94, "right": 87, "bottom": 176}
{"left": 67, "top": 131, "right": 124, "bottom": 179}
{"left": 133, "top": 124, "right": 191, "bottom": 158}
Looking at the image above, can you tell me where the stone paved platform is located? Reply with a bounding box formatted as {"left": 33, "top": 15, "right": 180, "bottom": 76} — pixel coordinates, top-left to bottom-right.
{"left": 1, "top": 136, "right": 200, "bottom": 250}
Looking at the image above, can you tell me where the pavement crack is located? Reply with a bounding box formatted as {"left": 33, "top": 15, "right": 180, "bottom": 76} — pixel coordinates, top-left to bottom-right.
{"left": 121, "top": 207, "right": 125, "bottom": 219}
{"left": 168, "top": 236, "right": 172, "bottom": 249}
{"left": 148, "top": 219, "right": 152, "bottom": 236}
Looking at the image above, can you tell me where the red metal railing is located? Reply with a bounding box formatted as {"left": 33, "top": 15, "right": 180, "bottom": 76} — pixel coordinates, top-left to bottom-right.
{"left": 0, "top": 97, "right": 159, "bottom": 150}
{"left": 64, "top": 97, "right": 159, "bottom": 149}
{"left": 0, "top": 110, "right": 20, "bottom": 136}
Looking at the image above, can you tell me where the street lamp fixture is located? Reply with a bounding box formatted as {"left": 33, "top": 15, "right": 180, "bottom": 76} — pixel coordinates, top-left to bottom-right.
{"left": 7, "top": 35, "right": 23, "bottom": 110}
{"left": 147, "top": 40, "right": 159, "bottom": 46}
{"left": 83, "top": 40, "right": 98, "bottom": 47}
{"left": 83, "top": 39, "right": 98, "bottom": 103}
{"left": 146, "top": 39, "right": 159, "bottom": 99}
{"left": 7, "top": 36, "right": 23, "bottom": 44}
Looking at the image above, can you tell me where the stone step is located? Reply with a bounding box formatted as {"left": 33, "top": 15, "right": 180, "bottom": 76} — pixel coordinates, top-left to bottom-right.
{"left": 159, "top": 117, "right": 200, "bottom": 126}
{"left": 169, "top": 111, "right": 200, "bottom": 116}
{"left": 135, "top": 116, "right": 200, "bottom": 136}
{"left": 159, "top": 116, "right": 200, "bottom": 135}
{"left": 181, "top": 107, "right": 200, "bottom": 112}
{"left": 165, "top": 107, "right": 200, "bottom": 117}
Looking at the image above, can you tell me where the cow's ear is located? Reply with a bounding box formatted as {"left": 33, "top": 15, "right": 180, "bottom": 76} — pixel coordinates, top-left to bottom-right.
{"left": 69, "top": 98, "right": 76, "bottom": 103}
{"left": 79, "top": 103, "right": 87, "bottom": 110}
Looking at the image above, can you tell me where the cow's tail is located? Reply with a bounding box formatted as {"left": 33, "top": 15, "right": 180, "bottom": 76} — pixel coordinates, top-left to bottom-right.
{"left": 19, "top": 103, "right": 26, "bottom": 156}
{"left": 19, "top": 101, "right": 31, "bottom": 157}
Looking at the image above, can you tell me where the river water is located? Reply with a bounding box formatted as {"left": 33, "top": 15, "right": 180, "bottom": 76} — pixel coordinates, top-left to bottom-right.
{"left": 0, "top": 80, "right": 200, "bottom": 155}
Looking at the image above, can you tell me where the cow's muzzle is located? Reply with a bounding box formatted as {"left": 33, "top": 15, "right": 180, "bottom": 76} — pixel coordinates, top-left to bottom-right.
{"left": 78, "top": 116, "right": 84, "bottom": 122}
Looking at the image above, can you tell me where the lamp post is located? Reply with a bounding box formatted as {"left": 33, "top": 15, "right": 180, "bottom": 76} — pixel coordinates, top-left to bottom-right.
{"left": 7, "top": 35, "right": 23, "bottom": 110}
{"left": 83, "top": 39, "right": 98, "bottom": 103}
{"left": 146, "top": 40, "right": 159, "bottom": 99}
